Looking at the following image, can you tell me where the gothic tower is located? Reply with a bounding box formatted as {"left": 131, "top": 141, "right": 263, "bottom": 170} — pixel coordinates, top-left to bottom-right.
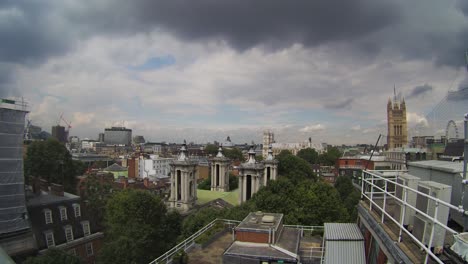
{"left": 211, "top": 146, "right": 230, "bottom": 192}
{"left": 238, "top": 146, "right": 264, "bottom": 204}
{"left": 263, "top": 145, "right": 278, "bottom": 186}
{"left": 387, "top": 90, "right": 408, "bottom": 149}
{"left": 169, "top": 142, "right": 197, "bottom": 212}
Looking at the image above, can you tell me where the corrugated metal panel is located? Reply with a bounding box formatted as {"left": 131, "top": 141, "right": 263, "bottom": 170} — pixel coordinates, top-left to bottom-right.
{"left": 325, "top": 240, "right": 365, "bottom": 264}
{"left": 324, "top": 223, "right": 364, "bottom": 241}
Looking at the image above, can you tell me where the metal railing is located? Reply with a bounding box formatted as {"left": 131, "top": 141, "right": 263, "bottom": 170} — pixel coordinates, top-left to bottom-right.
{"left": 361, "top": 170, "right": 464, "bottom": 264}
{"left": 149, "top": 218, "right": 240, "bottom": 264}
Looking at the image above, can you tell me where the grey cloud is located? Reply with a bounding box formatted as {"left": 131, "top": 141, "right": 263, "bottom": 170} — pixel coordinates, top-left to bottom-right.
{"left": 323, "top": 98, "right": 354, "bottom": 109}
{"left": 407, "top": 84, "right": 433, "bottom": 99}
{"left": 1, "top": 0, "right": 468, "bottom": 70}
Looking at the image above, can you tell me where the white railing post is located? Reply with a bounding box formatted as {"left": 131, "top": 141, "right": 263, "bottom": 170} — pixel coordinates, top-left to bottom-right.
{"left": 424, "top": 201, "right": 439, "bottom": 263}
{"left": 361, "top": 171, "right": 365, "bottom": 199}
{"left": 398, "top": 186, "right": 408, "bottom": 243}
{"left": 370, "top": 172, "right": 374, "bottom": 211}
{"left": 381, "top": 180, "right": 388, "bottom": 223}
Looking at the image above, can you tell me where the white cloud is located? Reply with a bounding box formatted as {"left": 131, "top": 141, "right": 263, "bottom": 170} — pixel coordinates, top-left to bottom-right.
{"left": 407, "top": 112, "right": 428, "bottom": 127}
{"left": 351, "top": 125, "right": 361, "bottom": 131}
{"left": 299, "top": 124, "right": 325, "bottom": 132}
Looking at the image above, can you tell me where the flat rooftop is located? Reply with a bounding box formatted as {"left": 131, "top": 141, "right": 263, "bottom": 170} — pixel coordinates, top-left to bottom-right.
{"left": 408, "top": 160, "right": 464, "bottom": 173}
{"left": 236, "top": 212, "right": 283, "bottom": 231}
{"left": 224, "top": 241, "right": 296, "bottom": 261}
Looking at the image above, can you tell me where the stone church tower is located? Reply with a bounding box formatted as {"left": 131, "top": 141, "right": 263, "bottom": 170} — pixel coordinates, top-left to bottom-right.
{"left": 263, "top": 145, "right": 278, "bottom": 186}
{"left": 238, "top": 146, "right": 264, "bottom": 204}
{"left": 211, "top": 146, "right": 230, "bottom": 192}
{"left": 169, "top": 142, "right": 197, "bottom": 212}
{"left": 387, "top": 91, "right": 408, "bottom": 149}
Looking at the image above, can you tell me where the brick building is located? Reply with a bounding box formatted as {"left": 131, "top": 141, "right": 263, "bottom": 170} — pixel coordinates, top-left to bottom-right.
{"left": 26, "top": 179, "right": 103, "bottom": 263}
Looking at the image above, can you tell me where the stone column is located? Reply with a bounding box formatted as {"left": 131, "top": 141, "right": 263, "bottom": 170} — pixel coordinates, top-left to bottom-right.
{"left": 182, "top": 171, "right": 186, "bottom": 202}
{"left": 238, "top": 176, "right": 243, "bottom": 204}
{"left": 243, "top": 175, "right": 247, "bottom": 202}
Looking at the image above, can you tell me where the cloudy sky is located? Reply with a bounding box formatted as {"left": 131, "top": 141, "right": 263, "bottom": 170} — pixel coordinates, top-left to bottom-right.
{"left": 2, "top": 0, "right": 468, "bottom": 145}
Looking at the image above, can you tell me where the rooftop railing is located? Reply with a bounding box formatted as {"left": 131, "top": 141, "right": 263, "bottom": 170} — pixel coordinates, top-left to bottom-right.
{"left": 361, "top": 169, "right": 464, "bottom": 263}
{"left": 0, "top": 98, "right": 29, "bottom": 112}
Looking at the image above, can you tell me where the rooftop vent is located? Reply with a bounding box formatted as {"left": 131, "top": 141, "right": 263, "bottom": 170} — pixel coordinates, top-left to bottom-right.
{"left": 261, "top": 215, "right": 275, "bottom": 225}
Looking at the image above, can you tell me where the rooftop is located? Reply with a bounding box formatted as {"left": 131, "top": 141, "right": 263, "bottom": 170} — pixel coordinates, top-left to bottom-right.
{"left": 324, "top": 223, "right": 364, "bottom": 241}
{"left": 408, "top": 160, "right": 465, "bottom": 173}
{"left": 236, "top": 212, "right": 283, "bottom": 231}
{"left": 26, "top": 190, "right": 79, "bottom": 207}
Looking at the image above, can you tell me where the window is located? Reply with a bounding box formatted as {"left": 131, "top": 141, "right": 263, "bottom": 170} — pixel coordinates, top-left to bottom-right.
{"left": 86, "top": 242, "right": 94, "bottom": 256}
{"left": 44, "top": 209, "right": 53, "bottom": 224}
{"left": 82, "top": 221, "right": 91, "bottom": 236}
{"left": 64, "top": 226, "right": 74, "bottom": 242}
{"left": 44, "top": 231, "right": 55, "bottom": 247}
{"left": 59, "top": 206, "right": 67, "bottom": 221}
{"left": 72, "top": 203, "right": 81, "bottom": 217}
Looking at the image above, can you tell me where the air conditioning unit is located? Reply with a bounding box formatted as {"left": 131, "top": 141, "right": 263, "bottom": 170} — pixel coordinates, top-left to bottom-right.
{"left": 393, "top": 173, "right": 419, "bottom": 229}
{"left": 413, "top": 181, "right": 452, "bottom": 253}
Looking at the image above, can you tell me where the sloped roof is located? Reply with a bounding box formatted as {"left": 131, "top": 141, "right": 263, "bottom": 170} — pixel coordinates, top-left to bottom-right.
{"left": 103, "top": 163, "right": 127, "bottom": 171}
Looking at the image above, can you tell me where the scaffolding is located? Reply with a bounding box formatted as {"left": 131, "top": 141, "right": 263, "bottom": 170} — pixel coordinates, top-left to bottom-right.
{"left": 0, "top": 98, "right": 30, "bottom": 236}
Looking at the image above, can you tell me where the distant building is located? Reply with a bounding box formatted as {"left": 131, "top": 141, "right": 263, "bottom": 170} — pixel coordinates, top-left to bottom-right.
{"left": 223, "top": 136, "right": 234, "bottom": 148}
{"left": 133, "top": 135, "right": 145, "bottom": 144}
{"left": 52, "top": 125, "right": 67, "bottom": 143}
{"left": 262, "top": 130, "right": 275, "bottom": 158}
{"left": 387, "top": 92, "right": 408, "bottom": 149}
{"left": 104, "top": 127, "right": 132, "bottom": 146}
{"left": 103, "top": 163, "right": 128, "bottom": 179}
{"left": 98, "top": 133, "right": 105, "bottom": 143}
{"left": 26, "top": 179, "right": 103, "bottom": 263}
{"left": 138, "top": 155, "right": 173, "bottom": 181}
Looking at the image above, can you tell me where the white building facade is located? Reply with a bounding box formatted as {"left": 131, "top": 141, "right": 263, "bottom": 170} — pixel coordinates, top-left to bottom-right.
{"left": 138, "top": 155, "right": 173, "bottom": 180}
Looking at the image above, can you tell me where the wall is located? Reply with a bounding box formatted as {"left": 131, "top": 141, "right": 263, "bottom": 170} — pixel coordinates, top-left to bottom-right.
{"left": 236, "top": 231, "right": 269, "bottom": 243}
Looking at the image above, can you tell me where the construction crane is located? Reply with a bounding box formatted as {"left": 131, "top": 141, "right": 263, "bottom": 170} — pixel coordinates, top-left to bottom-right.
{"left": 57, "top": 113, "right": 72, "bottom": 139}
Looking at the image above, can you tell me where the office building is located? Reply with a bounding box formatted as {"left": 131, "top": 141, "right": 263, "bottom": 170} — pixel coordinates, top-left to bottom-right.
{"left": 104, "top": 127, "right": 132, "bottom": 146}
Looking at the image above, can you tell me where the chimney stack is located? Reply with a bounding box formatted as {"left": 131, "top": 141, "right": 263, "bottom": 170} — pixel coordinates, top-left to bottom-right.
{"left": 50, "top": 183, "right": 64, "bottom": 196}
{"left": 39, "top": 179, "right": 49, "bottom": 193}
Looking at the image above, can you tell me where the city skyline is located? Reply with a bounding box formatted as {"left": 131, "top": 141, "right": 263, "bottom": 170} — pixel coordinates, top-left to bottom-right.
{"left": 2, "top": 0, "right": 468, "bottom": 144}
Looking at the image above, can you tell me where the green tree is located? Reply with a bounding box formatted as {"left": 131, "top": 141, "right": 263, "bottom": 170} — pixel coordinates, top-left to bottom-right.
{"left": 181, "top": 207, "right": 223, "bottom": 238}
{"left": 276, "top": 150, "right": 317, "bottom": 182}
{"left": 204, "top": 144, "right": 218, "bottom": 156}
{"left": 334, "top": 175, "right": 360, "bottom": 221}
{"left": 223, "top": 148, "right": 244, "bottom": 161}
{"left": 318, "top": 146, "right": 342, "bottom": 166}
{"left": 24, "top": 248, "right": 80, "bottom": 264}
{"left": 99, "top": 189, "right": 181, "bottom": 264}
{"left": 229, "top": 173, "right": 238, "bottom": 190}
{"left": 297, "top": 148, "right": 319, "bottom": 164}
{"left": 197, "top": 177, "right": 211, "bottom": 190}
{"left": 24, "top": 139, "right": 80, "bottom": 193}
{"left": 80, "top": 173, "right": 113, "bottom": 229}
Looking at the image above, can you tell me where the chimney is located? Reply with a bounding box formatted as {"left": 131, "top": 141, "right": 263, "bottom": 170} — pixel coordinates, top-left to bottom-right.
{"left": 39, "top": 178, "right": 49, "bottom": 193}
{"left": 29, "top": 176, "right": 40, "bottom": 194}
{"left": 119, "top": 176, "right": 128, "bottom": 189}
{"left": 50, "top": 183, "right": 64, "bottom": 196}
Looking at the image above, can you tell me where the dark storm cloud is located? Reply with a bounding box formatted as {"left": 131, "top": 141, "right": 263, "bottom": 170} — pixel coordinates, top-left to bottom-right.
{"left": 407, "top": 84, "right": 433, "bottom": 99}
{"left": 0, "top": 0, "right": 399, "bottom": 64}
{"left": 324, "top": 98, "right": 354, "bottom": 109}
{"left": 1, "top": 0, "right": 468, "bottom": 69}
